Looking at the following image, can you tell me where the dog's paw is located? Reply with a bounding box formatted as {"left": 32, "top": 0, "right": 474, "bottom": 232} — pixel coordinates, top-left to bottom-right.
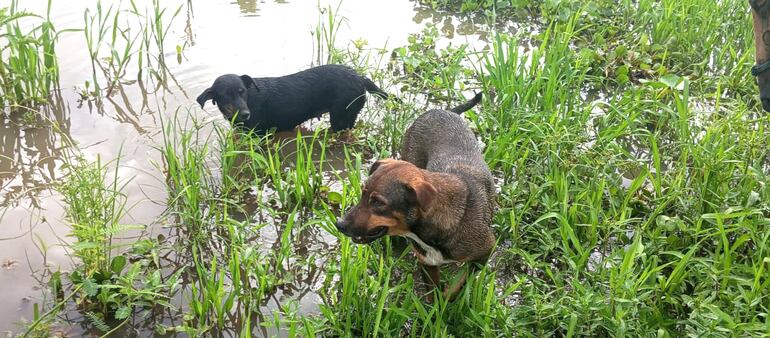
{"left": 332, "top": 129, "right": 357, "bottom": 144}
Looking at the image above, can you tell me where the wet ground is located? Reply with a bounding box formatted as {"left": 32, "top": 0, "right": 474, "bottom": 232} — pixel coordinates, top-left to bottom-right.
{"left": 0, "top": 0, "right": 512, "bottom": 333}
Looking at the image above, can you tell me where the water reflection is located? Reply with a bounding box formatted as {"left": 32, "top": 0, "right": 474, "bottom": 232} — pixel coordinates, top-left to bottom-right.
{"left": 233, "top": 0, "right": 259, "bottom": 15}
{"left": 410, "top": 0, "right": 530, "bottom": 42}
{"left": 232, "top": 0, "right": 291, "bottom": 16}
{"left": 411, "top": 3, "right": 490, "bottom": 41}
{"left": 0, "top": 92, "right": 71, "bottom": 208}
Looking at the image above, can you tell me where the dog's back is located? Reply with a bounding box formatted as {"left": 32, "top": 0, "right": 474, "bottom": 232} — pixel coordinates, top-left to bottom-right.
{"left": 402, "top": 93, "right": 484, "bottom": 169}
{"left": 400, "top": 95, "right": 495, "bottom": 263}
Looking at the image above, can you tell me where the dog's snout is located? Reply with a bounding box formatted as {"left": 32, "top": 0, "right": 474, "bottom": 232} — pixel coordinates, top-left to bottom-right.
{"left": 335, "top": 218, "right": 350, "bottom": 235}
{"left": 232, "top": 108, "right": 250, "bottom": 121}
{"left": 221, "top": 104, "right": 250, "bottom": 121}
{"left": 238, "top": 110, "right": 250, "bottom": 120}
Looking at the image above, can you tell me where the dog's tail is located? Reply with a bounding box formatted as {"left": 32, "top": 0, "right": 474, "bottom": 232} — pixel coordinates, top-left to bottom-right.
{"left": 449, "top": 92, "right": 483, "bottom": 114}
{"left": 363, "top": 77, "right": 392, "bottom": 100}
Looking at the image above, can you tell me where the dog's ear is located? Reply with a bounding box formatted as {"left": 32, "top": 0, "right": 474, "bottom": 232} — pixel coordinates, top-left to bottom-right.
{"left": 407, "top": 179, "right": 437, "bottom": 213}
{"left": 368, "top": 160, "right": 384, "bottom": 175}
{"left": 196, "top": 88, "right": 213, "bottom": 108}
{"left": 368, "top": 158, "right": 397, "bottom": 175}
{"left": 240, "top": 75, "right": 260, "bottom": 92}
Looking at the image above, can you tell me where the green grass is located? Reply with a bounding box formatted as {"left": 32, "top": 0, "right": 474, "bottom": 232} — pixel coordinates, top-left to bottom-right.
{"left": 16, "top": 0, "right": 770, "bottom": 336}
{"left": 0, "top": 0, "right": 60, "bottom": 110}
{"left": 313, "top": 0, "right": 347, "bottom": 65}
{"left": 21, "top": 150, "right": 182, "bottom": 336}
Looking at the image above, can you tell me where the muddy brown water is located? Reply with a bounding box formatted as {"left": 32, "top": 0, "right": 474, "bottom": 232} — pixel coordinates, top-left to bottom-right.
{"left": 0, "top": 0, "right": 512, "bottom": 334}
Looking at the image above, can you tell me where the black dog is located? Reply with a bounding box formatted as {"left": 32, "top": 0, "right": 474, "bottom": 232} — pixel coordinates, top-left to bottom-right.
{"left": 196, "top": 64, "right": 389, "bottom": 133}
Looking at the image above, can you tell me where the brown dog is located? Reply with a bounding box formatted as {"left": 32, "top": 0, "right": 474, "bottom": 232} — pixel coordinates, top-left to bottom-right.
{"left": 336, "top": 93, "right": 495, "bottom": 299}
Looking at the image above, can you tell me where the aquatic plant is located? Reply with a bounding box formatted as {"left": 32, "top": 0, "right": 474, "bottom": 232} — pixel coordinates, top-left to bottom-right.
{"left": 0, "top": 0, "right": 60, "bottom": 110}
{"left": 83, "top": 0, "right": 183, "bottom": 96}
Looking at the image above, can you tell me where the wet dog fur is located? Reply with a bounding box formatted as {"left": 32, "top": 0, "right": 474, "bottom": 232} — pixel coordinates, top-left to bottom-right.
{"left": 336, "top": 92, "right": 495, "bottom": 300}
{"left": 196, "top": 64, "right": 389, "bottom": 133}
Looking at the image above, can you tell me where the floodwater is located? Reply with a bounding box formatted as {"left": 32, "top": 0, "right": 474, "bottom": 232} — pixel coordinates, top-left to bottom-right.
{"left": 0, "top": 0, "right": 514, "bottom": 334}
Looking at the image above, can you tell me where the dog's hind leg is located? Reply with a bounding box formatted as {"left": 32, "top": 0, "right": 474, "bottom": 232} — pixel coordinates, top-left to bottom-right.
{"left": 330, "top": 96, "right": 366, "bottom": 131}
{"left": 329, "top": 113, "right": 349, "bottom": 132}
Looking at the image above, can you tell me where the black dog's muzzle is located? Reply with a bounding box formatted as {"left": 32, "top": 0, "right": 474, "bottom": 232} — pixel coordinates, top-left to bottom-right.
{"left": 225, "top": 107, "right": 250, "bottom": 122}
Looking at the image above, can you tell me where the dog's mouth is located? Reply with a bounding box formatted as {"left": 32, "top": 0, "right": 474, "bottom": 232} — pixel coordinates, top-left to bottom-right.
{"left": 352, "top": 226, "right": 388, "bottom": 244}
{"left": 231, "top": 111, "right": 250, "bottom": 122}
{"left": 223, "top": 106, "right": 250, "bottom": 122}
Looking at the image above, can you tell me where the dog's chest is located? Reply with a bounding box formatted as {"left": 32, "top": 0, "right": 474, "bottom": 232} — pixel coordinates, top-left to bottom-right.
{"left": 402, "top": 232, "right": 455, "bottom": 266}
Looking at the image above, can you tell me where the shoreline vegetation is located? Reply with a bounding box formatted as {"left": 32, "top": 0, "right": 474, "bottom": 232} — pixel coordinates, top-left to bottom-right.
{"left": 3, "top": 0, "right": 769, "bottom": 336}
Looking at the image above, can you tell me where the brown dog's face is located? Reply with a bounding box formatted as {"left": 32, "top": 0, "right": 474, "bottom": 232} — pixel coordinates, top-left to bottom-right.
{"left": 335, "top": 159, "right": 437, "bottom": 244}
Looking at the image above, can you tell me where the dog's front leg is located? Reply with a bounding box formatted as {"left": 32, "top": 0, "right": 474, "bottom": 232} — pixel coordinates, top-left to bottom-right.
{"left": 421, "top": 264, "right": 440, "bottom": 286}
{"left": 419, "top": 264, "right": 441, "bottom": 303}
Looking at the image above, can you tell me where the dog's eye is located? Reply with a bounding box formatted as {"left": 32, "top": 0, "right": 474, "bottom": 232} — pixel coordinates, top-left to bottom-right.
{"left": 369, "top": 196, "right": 386, "bottom": 208}
{"left": 238, "top": 88, "right": 245, "bottom": 94}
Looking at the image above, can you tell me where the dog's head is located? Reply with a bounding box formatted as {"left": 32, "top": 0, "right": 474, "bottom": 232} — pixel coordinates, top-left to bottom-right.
{"left": 196, "top": 74, "right": 259, "bottom": 123}
{"left": 336, "top": 158, "right": 437, "bottom": 244}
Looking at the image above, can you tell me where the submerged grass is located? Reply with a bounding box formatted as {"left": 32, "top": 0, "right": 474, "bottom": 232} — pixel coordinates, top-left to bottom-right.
{"left": 15, "top": 0, "right": 770, "bottom": 336}
{"left": 82, "top": 0, "right": 183, "bottom": 97}
{"left": 21, "top": 150, "right": 182, "bottom": 336}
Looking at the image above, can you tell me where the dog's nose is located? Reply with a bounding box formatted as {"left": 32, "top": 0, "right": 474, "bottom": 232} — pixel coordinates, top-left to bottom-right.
{"left": 762, "top": 98, "right": 770, "bottom": 112}
{"left": 335, "top": 221, "right": 347, "bottom": 234}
